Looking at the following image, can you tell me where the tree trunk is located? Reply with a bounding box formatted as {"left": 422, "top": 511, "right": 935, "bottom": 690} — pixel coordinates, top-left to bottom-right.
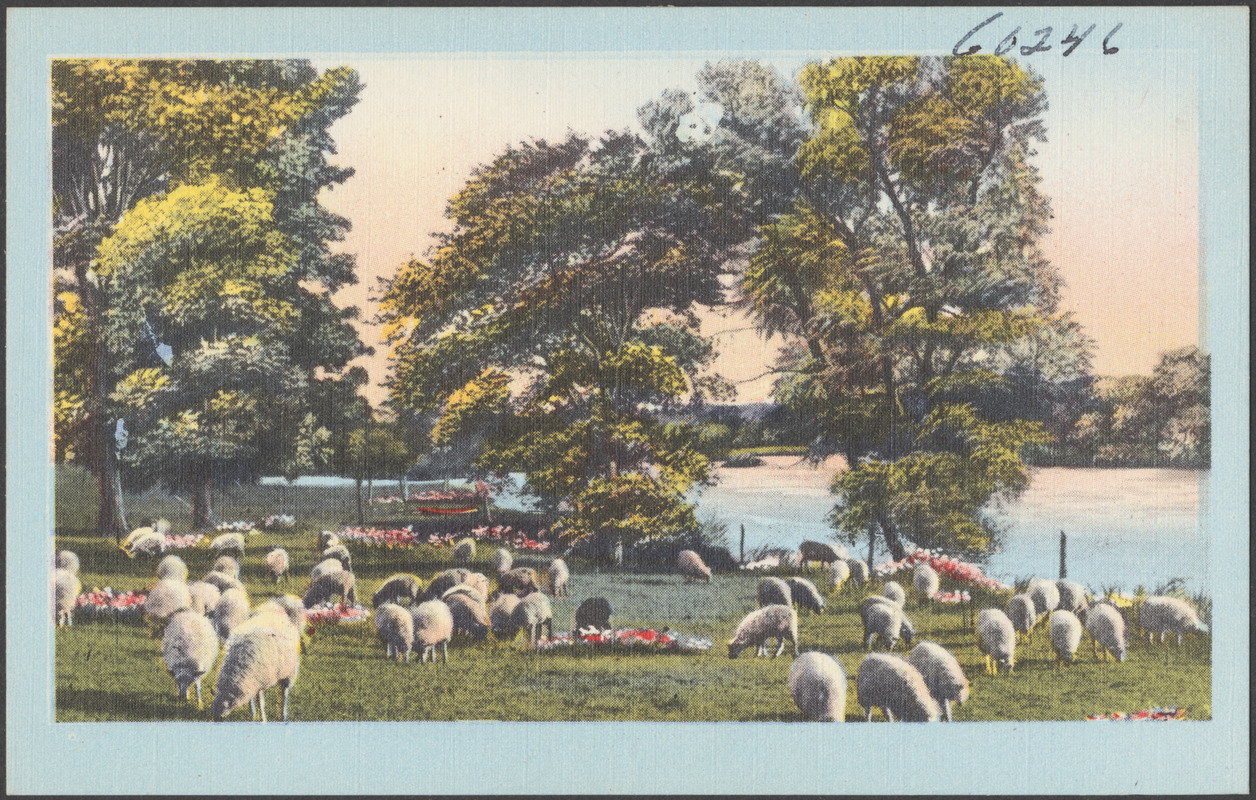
{"left": 95, "top": 432, "right": 129, "bottom": 542}
{"left": 76, "top": 257, "right": 127, "bottom": 540}
{"left": 877, "top": 514, "right": 908, "bottom": 561}
{"left": 355, "top": 476, "right": 365, "bottom": 527}
{"left": 190, "top": 462, "right": 214, "bottom": 530}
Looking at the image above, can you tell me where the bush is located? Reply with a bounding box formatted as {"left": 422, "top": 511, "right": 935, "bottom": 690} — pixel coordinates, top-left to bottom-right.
{"left": 721, "top": 453, "right": 764, "bottom": 468}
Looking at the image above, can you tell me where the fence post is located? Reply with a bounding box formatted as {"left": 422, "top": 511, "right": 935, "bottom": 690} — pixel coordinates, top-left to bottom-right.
{"left": 1059, "top": 530, "right": 1067, "bottom": 579}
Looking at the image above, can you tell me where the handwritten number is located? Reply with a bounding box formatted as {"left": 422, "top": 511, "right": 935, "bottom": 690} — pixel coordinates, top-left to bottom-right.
{"left": 994, "top": 27, "right": 1021, "bottom": 56}
{"left": 1103, "top": 23, "right": 1123, "bottom": 54}
{"left": 1060, "top": 24, "right": 1095, "bottom": 57}
{"left": 953, "top": 12, "right": 1003, "bottom": 56}
{"left": 1021, "top": 27, "right": 1053, "bottom": 56}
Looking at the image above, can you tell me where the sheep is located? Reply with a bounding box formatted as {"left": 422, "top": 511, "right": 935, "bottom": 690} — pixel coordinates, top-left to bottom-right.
{"left": 152, "top": 518, "right": 172, "bottom": 537}
{"left": 452, "top": 537, "right": 476, "bottom": 563}
{"left": 727, "top": 604, "right": 798, "bottom": 659}
{"left": 1050, "top": 610, "right": 1083, "bottom": 667}
{"left": 444, "top": 592, "right": 490, "bottom": 639}
{"left": 212, "top": 555, "right": 240, "bottom": 580}
{"left": 490, "top": 593, "right": 521, "bottom": 638}
{"left": 265, "top": 546, "right": 289, "bottom": 585}
{"left": 373, "top": 603, "right": 414, "bottom": 662}
{"left": 1006, "top": 593, "right": 1037, "bottom": 643}
{"left": 788, "top": 652, "right": 847, "bottom": 722}
{"left": 427, "top": 568, "right": 472, "bottom": 600}
{"left": 860, "top": 596, "right": 908, "bottom": 651}
{"left": 213, "top": 588, "right": 251, "bottom": 641}
{"left": 1139, "top": 596, "right": 1205, "bottom": 646}
{"left": 442, "top": 582, "right": 487, "bottom": 605}
{"left": 410, "top": 600, "right": 455, "bottom": 663}
{"left": 302, "top": 571, "right": 357, "bottom": 608}
{"left": 493, "top": 548, "right": 513, "bottom": 575}
{"left": 142, "top": 578, "right": 193, "bottom": 623}
{"left": 1055, "top": 580, "right": 1087, "bottom": 613}
{"left": 155, "top": 554, "right": 188, "bottom": 582}
{"left": 123, "top": 527, "right": 166, "bottom": 557}
{"left": 572, "top": 597, "right": 613, "bottom": 637}
{"left": 976, "top": 608, "right": 1016, "bottom": 675}
{"left": 856, "top": 652, "right": 941, "bottom": 722}
{"left": 913, "top": 563, "right": 940, "bottom": 602}
{"left": 908, "top": 641, "right": 968, "bottom": 722}
{"left": 209, "top": 532, "right": 245, "bottom": 559}
{"left": 322, "top": 544, "right": 352, "bottom": 572}
{"left": 252, "top": 594, "right": 308, "bottom": 631}
{"left": 548, "top": 558, "right": 570, "bottom": 598}
{"left": 496, "top": 567, "right": 540, "bottom": 597}
{"left": 829, "top": 559, "right": 851, "bottom": 592}
{"left": 882, "top": 580, "right": 906, "bottom": 607}
{"left": 211, "top": 614, "right": 302, "bottom": 722}
{"left": 54, "top": 568, "right": 81, "bottom": 627}
{"left": 56, "top": 550, "right": 80, "bottom": 575}
{"left": 786, "top": 576, "right": 825, "bottom": 615}
{"left": 677, "top": 549, "right": 712, "bottom": 582}
{"left": 798, "top": 540, "right": 849, "bottom": 569}
{"left": 511, "top": 591, "right": 554, "bottom": 647}
{"left": 161, "top": 609, "right": 219, "bottom": 708}
{"left": 846, "top": 558, "right": 870, "bottom": 588}
{"left": 187, "top": 581, "right": 221, "bottom": 616}
{"left": 464, "top": 572, "right": 491, "bottom": 601}
{"left": 757, "top": 577, "right": 792, "bottom": 608}
{"left": 372, "top": 574, "right": 423, "bottom": 607}
{"left": 310, "top": 558, "right": 346, "bottom": 581}
{"left": 318, "top": 531, "right": 339, "bottom": 550}
{"left": 200, "top": 571, "right": 244, "bottom": 595}
{"left": 1081, "top": 602, "right": 1127, "bottom": 662}
{"left": 1028, "top": 578, "right": 1060, "bottom": 624}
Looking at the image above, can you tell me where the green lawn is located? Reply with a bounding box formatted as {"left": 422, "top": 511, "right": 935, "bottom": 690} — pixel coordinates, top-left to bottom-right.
{"left": 54, "top": 527, "right": 1211, "bottom": 722}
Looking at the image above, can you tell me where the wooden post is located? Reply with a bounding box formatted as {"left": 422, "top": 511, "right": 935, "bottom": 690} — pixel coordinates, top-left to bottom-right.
{"left": 740, "top": 524, "right": 745, "bottom": 565}
{"left": 1059, "top": 530, "right": 1067, "bottom": 579}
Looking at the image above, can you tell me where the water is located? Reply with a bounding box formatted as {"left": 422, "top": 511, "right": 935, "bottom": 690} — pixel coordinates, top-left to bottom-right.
{"left": 690, "top": 457, "right": 1209, "bottom": 594}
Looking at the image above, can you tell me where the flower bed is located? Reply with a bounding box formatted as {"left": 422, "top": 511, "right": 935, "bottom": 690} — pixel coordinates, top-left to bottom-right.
{"left": 536, "top": 627, "right": 713, "bottom": 652}
{"left": 874, "top": 548, "right": 1010, "bottom": 593}
{"left": 1086, "top": 707, "right": 1187, "bottom": 721}
{"left": 163, "top": 533, "right": 204, "bottom": 550}
{"left": 304, "top": 602, "right": 369, "bottom": 625}
{"left": 338, "top": 524, "right": 551, "bottom": 552}
{"left": 369, "top": 489, "right": 482, "bottom": 505}
{"left": 74, "top": 588, "right": 146, "bottom": 620}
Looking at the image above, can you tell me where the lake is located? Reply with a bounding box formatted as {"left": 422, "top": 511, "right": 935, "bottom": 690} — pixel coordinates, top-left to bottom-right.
{"left": 691, "top": 457, "right": 1210, "bottom": 594}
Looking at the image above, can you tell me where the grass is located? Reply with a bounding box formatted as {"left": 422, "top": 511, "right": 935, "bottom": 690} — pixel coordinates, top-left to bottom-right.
{"left": 726, "top": 445, "right": 809, "bottom": 458}
{"left": 53, "top": 527, "right": 1211, "bottom": 723}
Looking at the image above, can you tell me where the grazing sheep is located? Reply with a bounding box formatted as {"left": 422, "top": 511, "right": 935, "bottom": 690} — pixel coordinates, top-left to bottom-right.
{"left": 786, "top": 577, "right": 825, "bottom": 615}
{"left": 490, "top": 593, "right": 521, "bottom": 637}
{"left": 464, "top": 572, "right": 492, "bottom": 600}
{"left": 727, "top": 604, "right": 798, "bottom": 659}
{"left": 213, "top": 588, "right": 251, "bottom": 641}
{"left": 677, "top": 549, "right": 712, "bottom": 582}
{"left": 211, "top": 615, "right": 302, "bottom": 722}
{"left": 452, "top": 538, "right": 476, "bottom": 563}
{"left": 252, "top": 594, "right": 308, "bottom": 631}
{"left": 142, "top": 578, "right": 193, "bottom": 622}
{"left": 411, "top": 600, "right": 455, "bottom": 663}
{"left": 757, "top": 577, "right": 792, "bottom": 608}
{"left": 1139, "top": 596, "right": 1205, "bottom": 646}
{"left": 882, "top": 580, "right": 907, "bottom": 607}
{"left": 1028, "top": 578, "right": 1060, "bottom": 623}
{"left": 856, "top": 653, "right": 940, "bottom": 722}
{"left": 860, "top": 596, "right": 908, "bottom": 651}
{"left": 572, "top": 597, "right": 613, "bottom": 637}
{"left": 212, "top": 555, "right": 240, "bottom": 580}
{"left": 1055, "top": 580, "right": 1087, "bottom": 613}
{"left": 187, "top": 581, "right": 221, "bottom": 616}
{"left": 798, "top": 540, "right": 849, "bottom": 569}
{"left": 442, "top": 583, "right": 487, "bottom": 606}
{"left": 977, "top": 608, "right": 1017, "bottom": 675}
{"left": 829, "top": 559, "right": 851, "bottom": 592}
{"left": 427, "top": 568, "right": 472, "bottom": 600}
{"left": 493, "top": 548, "right": 513, "bottom": 575}
{"left": 548, "top": 558, "right": 570, "bottom": 598}
{"left": 162, "top": 609, "right": 219, "bottom": 707}
{"left": 846, "top": 558, "right": 870, "bottom": 588}
{"left": 200, "top": 571, "right": 245, "bottom": 594}
{"left": 373, "top": 603, "right": 414, "bottom": 662}
{"left": 511, "top": 591, "right": 554, "bottom": 647}
{"left": 302, "top": 571, "right": 357, "bottom": 608}
{"left": 210, "top": 532, "right": 245, "bottom": 558}
{"left": 123, "top": 527, "right": 166, "bottom": 557}
{"left": 789, "top": 652, "right": 847, "bottom": 722}
{"left": 310, "top": 558, "right": 345, "bottom": 581}
{"left": 1082, "top": 602, "right": 1127, "bottom": 662}
{"left": 318, "top": 531, "right": 339, "bottom": 551}
{"left": 265, "top": 546, "right": 289, "bottom": 585}
{"left": 156, "top": 554, "right": 188, "bottom": 582}
{"left": 908, "top": 641, "right": 968, "bottom": 722}
{"left": 1050, "top": 610, "right": 1083, "bottom": 666}
{"left": 496, "top": 567, "right": 540, "bottom": 597}
{"left": 445, "top": 592, "right": 490, "bottom": 639}
{"left": 322, "top": 545, "right": 352, "bottom": 572}
{"left": 913, "top": 563, "right": 940, "bottom": 602}
{"left": 372, "top": 574, "right": 423, "bottom": 607}
{"left": 54, "top": 568, "right": 81, "bottom": 627}
{"left": 56, "top": 550, "right": 80, "bottom": 575}
{"left": 1006, "top": 593, "right": 1037, "bottom": 643}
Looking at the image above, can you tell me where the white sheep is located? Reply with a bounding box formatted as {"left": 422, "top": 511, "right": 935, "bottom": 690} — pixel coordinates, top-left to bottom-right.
{"left": 860, "top": 596, "right": 908, "bottom": 651}
{"left": 211, "top": 613, "right": 301, "bottom": 722}
{"left": 209, "top": 532, "right": 245, "bottom": 558}
{"left": 1055, "top": 580, "right": 1087, "bottom": 613}
{"left": 829, "top": 559, "right": 851, "bottom": 592}
{"left": 210, "top": 555, "right": 238, "bottom": 579}
{"left": 156, "top": 554, "right": 188, "bottom": 582}
{"left": 882, "top": 580, "right": 906, "bottom": 607}
{"left": 161, "top": 609, "right": 219, "bottom": 708}
{"left": 908, "top": 641, "right": 968, "bottom": 722}
{"left": 374, "top": 603, "right": 414, "bottom": 662}
{"left": 428, "top": 567, "right": 472, "bottom": 600}
{"left": 310, "top": 557, "right": 345, "bottom": 581}
{"left": 1139, "top": 596, "right": 1205, "bottom": 646}
{"left": 187, "top": 581, "right": 221, "bottom": 616}
{"left": 977, "top": 608, "right": 1016, "bottom": 675}
{"left": 846, "top": 558, "right": 870, "bottom": 588}
{"left": 1028, "top": 578, "right": 1060, "bottom": 624}
{"left": 56, "top": 550, "right": 80, "bottom": 575}
{"left": 213, "top": 587, "right": 251, "bottom": 641}
{"left": 123, "top": 527, "right": 166, "bottom": 557}
{"left": 757, "top": 576, "right": 792, "bottom": 608}
{"left": 252, "top": 594, "right": 307, "bottom": 631}
{"left": 445, "top": 592, "right": 490, "bottom": 639}
{"left": 152, "top": 518, "right": 172, "bottom": 537}
{"left": 798, "top": 540, "right": 849, "bottom": 569}
{"left": 410, "top": 600, "right": 455, "bottom": 663}
{"left": 856, "top": 652, "right": 941, "bottom": 722}
{"left": 372, "top": 574, "right": 423, "bottom": 607}
{"left": 677, "top": 549, "right": 712, "bottom": 582}
{"left": 464, "top": 572, "right": 491, "bottom": 600}
{"left": 452, "top": 537, "right": 476, "bottom": 563}
{"left": 493, "top": 547, "right": 513, "bottom": 575}
{"left": 322, "top": 544, "right": 352, "bottom": 572}
{"left": 548, "top": 558, "right": 570, "bottom": 598}
{"left": 1006, "top": 593, "right": 1037, "bottom": 643}
{"left": 53, "top": 568, "right": 81, "bottom": 627}
{"left": 1050, "top": 610, "right": 1083, "bottom": 666}
{"left": 789, "top": 652, "right": 847, "bottom": 722}
{"left": 913, "top": 563, "right": 940, "bottom": 603}
{"left": 511, "top": 591, "right": 554, "bottom": 646}
{"left": 318, "top": 531, "right": 339, "bottom": 551}
{"left": 490, "top": 593, "right": 521, "bottom": 637}
{"left": 1081, "top": 602, "right": 1127, "bottom": 662}
{"left": 265, "top": 546, "right": 290, "bottom": 585}
{"left": 727, "top": 604, "right": 798, "bottom": 659}
{"left": 302, "top": 571, "right": 357, "bottom": 608}
{"left": 142, "top": 578, "right": 193, "bottom": 623}
{"left": 786, "top": 576, "right": 825, "bottom": 614}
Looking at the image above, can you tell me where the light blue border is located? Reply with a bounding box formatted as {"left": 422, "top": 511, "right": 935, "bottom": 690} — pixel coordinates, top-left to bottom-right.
{"left": 8, "top": 7, "right": 1248, "bottom": 795}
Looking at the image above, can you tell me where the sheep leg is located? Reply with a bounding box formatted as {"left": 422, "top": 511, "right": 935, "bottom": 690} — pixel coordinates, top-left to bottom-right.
{"left": 281, "top": 681, "right": 290, "bottom": 721}
{"left": 884, "top": 707, "right": 896, "bottom": 722}
{"left": 249, "top": 698, "right": 257, "bottom": 720}
{"left": 1176, "top": 632, "right": 1183, "bottom": 647}
{"left": 864, "top": 707, "right": 873, "bottom": 722}
{"left": 257, "top": 690, "right": 267, "bottom": 723}
{"left": 195, "top": 681, "right": 202, "bottom": 709}
{"left": 774, "top": 637, "right": 786, "bottom": 658}
{"left": 1160, "top": 630, "right": 1167, "bottom": 644}
{"left": 442, "top": 640, "right": 448, "bottom": 663}
{"left": 943, "top": 699, "right": 953, "bottom": 722}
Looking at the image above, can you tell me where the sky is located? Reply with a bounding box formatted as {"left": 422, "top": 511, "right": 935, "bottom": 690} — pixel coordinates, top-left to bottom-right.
{"left": 311, "top": 51, "right": 1199, "bottom": 406}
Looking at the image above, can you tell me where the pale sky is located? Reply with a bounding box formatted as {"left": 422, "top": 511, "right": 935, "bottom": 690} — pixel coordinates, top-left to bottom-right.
{"left": 312, "top": 52, "right": 1199, "bottom": 406}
